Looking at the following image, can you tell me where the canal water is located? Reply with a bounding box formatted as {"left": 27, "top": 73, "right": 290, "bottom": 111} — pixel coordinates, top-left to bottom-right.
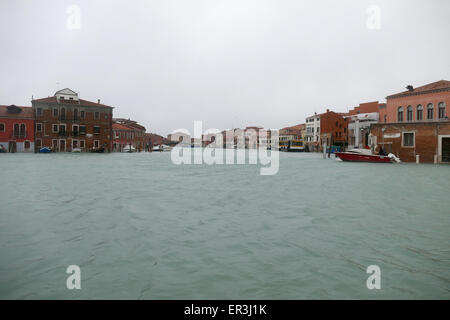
{"left": 0, "top": 152, "right": 449, "bottom": 299}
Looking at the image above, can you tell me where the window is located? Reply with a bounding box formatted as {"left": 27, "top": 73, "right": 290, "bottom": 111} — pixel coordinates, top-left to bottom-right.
{"left": 407, "top": 106, "right": 413, "bottom": 121}
{"left": 36, "top": 139, "right": 42, "bottom": 147}
{"left": 80, "top": 110, "right": 85, "bottom": 119}
{"left": 53, "top": 108, "right": 58, "bottom": 117}
{"left": 36, "top": 123, "right": 42, "bottom": 132}
{"left": 72, "top": 125, "right": 79, "bottom": 136}
{"left": 402, "top": 132, "right": 415, "bottom": 147}
{"left": 94, "top": 112, "right": 100, "bottom": 120}
{"left": 397, "top": 106, "right": 403, "bottom": 122}
{"left": 93, "top": 126, "right": 101, "bottom": 134}
{"left": 0, "top": 123, "right": 4, "bottom": 132}
{"left": 427, "top": 103, "right": 434, "bottom": 120}
{"left": 52, "top": 124, "right": 58, "bottom": 133}
{"left": 13, "top": 124, "right": 20, "bottom": 137}
{"left": 73, "top": 140, "right": 78, "bottom": 149}
{"left": 59, "top": 124, "right": 66, "bottom": 135}
{"left": 417, "top": 105, "right": 423, "bottom": 121}
{"left": 24, "top": 141, "right": 30, "bottom": 149}
{"left": 80, "top": 140, "right": 85, "bottom": 148}
{"left": 79, "top": 125, "right": 86, "bottom": 135}
{"left": 60, "top": 108, "right": 66, "bottom": 120}
{"left": 94, "top": 140, "right": 100, "bottom": 148}
{"left": 438, "top": 102, "right": 446, "bottom": 119}
{"left": 384, "top": 115, "right": 387, "bottom": 123}
{"left": 37, "top": 108, "right": 42, "bottom": 116}
{"left": 73, "top": 108, "right": 79, "bottom": 120}
{"left": 20, "top": 124, "right": 26, "bottom": 137}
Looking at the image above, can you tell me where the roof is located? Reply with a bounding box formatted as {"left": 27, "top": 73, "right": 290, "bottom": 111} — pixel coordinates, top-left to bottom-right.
{"left": 0, "top": 105, "right": 34, "bottom": 119}
{"left": 386, "top": 80, "right": 450, "bottom": 99}
{"left": 32, "top": 96, "right": 112, "bottom": 108}
{"left": 281, "top": 123, "right": 305, "bottom": 131}
{"left": 112, "top": 123, "right": 134, "bottom": 131}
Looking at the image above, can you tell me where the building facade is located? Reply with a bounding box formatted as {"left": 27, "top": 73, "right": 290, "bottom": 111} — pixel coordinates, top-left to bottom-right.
{"left": 279, "top": 124, "right": 305, "bottom": 151}
{"left": 370, "top": 80, "right": 450, "bottom": 163}
{"left": 32, "top": 88, "right": 113, "bottom": 152}
{"left": 346, "top": 101, "right": 383, "bottom": 149}
{"left": 319, "top": 109, "right": 348, "bottom": 149}
{"left": 0, "top": 105, "right": 35, "bottom": 153}
{"left": 112, "top": 118, "right": 146, "bottom": 152}
{"left": 305, "top": 113, "right": 321, "bottom": 151}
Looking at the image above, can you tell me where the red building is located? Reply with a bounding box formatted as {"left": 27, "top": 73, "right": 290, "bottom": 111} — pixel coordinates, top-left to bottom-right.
{"left": 0, "top": 105, "right": 34, "bottom": 153}
{"left": 112, "top": 119, "right": 146, "bottom": 152}
{"left": 32, "top": 88, "right": 113, "bottom": 152}
{"left": 319, "top": 109, "right": 348, "bottom": 148}
{"left": 370, "top": 80, "right": 450, "bottom": 163}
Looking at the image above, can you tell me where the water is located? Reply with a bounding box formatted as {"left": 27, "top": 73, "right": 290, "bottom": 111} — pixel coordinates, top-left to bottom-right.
{"left": 0, "top": 152, "right": 449, "bottom": 299}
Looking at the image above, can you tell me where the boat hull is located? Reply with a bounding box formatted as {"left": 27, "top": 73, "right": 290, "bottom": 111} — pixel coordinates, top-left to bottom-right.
{"left": 335, "top": 152, "right": 392, "bottom": 163}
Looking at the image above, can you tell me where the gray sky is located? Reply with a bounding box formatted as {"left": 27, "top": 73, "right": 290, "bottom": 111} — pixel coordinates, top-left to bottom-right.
{"left": 1, "top": 0, "right": 449, "bottom": 135}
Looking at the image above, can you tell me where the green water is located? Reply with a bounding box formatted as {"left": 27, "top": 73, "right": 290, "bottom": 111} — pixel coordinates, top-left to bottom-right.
{"left": 0, "top": 152, "right": 449, "bottom": 299}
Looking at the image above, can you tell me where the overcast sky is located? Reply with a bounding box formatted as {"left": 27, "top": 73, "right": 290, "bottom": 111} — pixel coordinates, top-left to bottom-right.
{"left": 0, "top": 0, "right": 449, "bottom": 135}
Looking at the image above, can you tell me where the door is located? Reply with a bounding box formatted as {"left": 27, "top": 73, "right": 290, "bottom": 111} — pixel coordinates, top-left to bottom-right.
{"left": 8, "top": 141, "right": 16, "bottom": 153}
{"left": 442, "top": 138, "right": 450, "bottom": 162}
{"left": 59, "top": 139, "right": 66, "bottom": 152}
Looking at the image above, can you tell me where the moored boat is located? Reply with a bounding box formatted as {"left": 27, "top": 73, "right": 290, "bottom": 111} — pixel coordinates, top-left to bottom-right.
{"left": 39, "top": 147, "right": 52, "bottom": 153}
{"left": 335, "top": 148, "right": 400, "bottom": 163}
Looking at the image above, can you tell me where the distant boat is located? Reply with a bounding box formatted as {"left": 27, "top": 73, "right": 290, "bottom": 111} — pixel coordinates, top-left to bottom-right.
{"left": 39, "top": 147, "right": 52, "bottom": 153}
{"left": 153, "top": 144, "right": 172, "bottom": 152}
{"left": 335, "top": 149, "right": 400, "bottom": 163}
{"left": 72, "top": 148, "right": 82, "bottom": 153}
{"left": 121, "top": 144, "right": 136, "bottom": 153}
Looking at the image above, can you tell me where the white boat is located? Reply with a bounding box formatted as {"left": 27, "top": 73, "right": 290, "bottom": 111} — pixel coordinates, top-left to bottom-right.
{"left": 153, "top": 144, "right": 172, "bottom": 152}
{"left": 121, "top": 144, "right": 136, "bottom": 153}
{"left": 72, "top": 148, "right": 82, "bottom": 153}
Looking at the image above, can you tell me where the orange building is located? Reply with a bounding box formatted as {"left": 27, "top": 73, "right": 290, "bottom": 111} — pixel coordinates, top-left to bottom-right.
{"left": 380, "top": 80, "right": 449, "bottom": 123}
{"left": 369, "top": 80, "right": 450, "bottom": 163}
{"left": 319, "top": 109, "right": 348, "bottom": 148}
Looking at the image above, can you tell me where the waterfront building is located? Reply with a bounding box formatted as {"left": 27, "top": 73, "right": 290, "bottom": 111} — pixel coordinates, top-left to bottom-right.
{"left": 244, "top": 126, "right": 263, "bottom": 149}
{"left": 318, "top": 109, "right": 348, "bottom": 150}
{"left": 112, "top": 118, "right": 146, "bottom": 152}
{"left": 346, "top": 101, "right": 383, "bottom": 149}
{"left": 0, "top": 105, "right": 34, "bottom": 153}
{"left": 112, "top": 122, "right": 135, "bottom": 152}
{"left": 279, "top": 124, "right": 305, "bottom": 151}
{"left": 32, "top": 88, "right": 113, "bottom": 152}
{"left": 145, "top": 133, "right": 170, "bottom": 150}
{"left": 369, "top": 80, "right": 450, "bottom": 163}
{"left": 305, "top": 113, "right": 320, "bottom": 151}
{"left": 379, "top": 80, "right": 449, "bottom": 124}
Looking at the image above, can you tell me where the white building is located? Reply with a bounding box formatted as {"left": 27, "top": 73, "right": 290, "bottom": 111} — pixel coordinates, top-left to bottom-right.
{"left": 346, "top": 112, "right": 379, "bottom": 149}
{"left": 305, "top": 113, "right": 320, "bottom": 151}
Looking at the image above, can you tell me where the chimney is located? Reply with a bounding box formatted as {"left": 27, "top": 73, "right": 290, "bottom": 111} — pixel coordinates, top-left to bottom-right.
{"left": 98, "top": 99, "right": 101, "bottom": 104}
{"left": 326, "top": 109, "right": 330, "bottom": 112}
{"left": 406, "top": 85, "right": 414, "bottom": 92}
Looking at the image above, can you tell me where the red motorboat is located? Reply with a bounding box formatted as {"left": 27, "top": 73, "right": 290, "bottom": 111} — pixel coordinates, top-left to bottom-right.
{"left": 335, "top": 149, "right": 400, "bottom": 163}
